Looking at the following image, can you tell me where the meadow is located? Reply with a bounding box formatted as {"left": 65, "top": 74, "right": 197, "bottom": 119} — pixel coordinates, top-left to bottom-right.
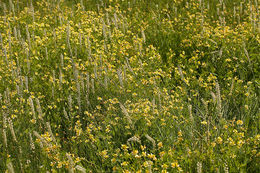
{"left": 0, "top": 0, "right": 259, "bottom": 172}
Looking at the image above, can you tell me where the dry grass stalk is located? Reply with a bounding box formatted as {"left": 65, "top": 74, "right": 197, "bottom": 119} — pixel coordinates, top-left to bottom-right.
{"left": 29, "top": 97, "right": 37, "bottom": 120}
{"left": 229, "top": 78, "right": 235, "bottom": 96}
{"left": 215, "top": 81, "right": 222, "bottom": 118}
{"left": 210, "top": 91, "right": 216, "bottom": 103}
{"left": 197, "top": 162, "right": 202, "bottom": 173}
{"left": 33, "top": 131, "right": 49, "bottom": 148}
{"left": 76, "top": 79, "right": 81, "bottom": 113}
{"left": 3, "top": 113, "right": 8, "bottom": 147}
{"left": 75, "top": 165, "right": 86, "bottom": 173}
{"left": 188, "top": 105, "right": 193, "bottom": 122}
{"left": 68, "top": 95, "right": 72, "bottom": 110}
{"left": 91, "top": 78, "right": 95, "bottom": 94}
{"left": 145, "top": 134, "right": 156, "bottom": 148}
{"left": 7, "top": 162, "right": 15, "bottom": 173}
{"left": 119, "top": 102, "right": 132, "bottom": 125}
{"left": 201, "top": 98, "right": 208, "bottom": 117}
{"left": 35, "top": 98, "right": 44, "bottom": 120}
{"left": 66, "top": 153, "right": 75, "bottom": 173}
{"left": 8, "top": 118, "right": 17, "bottom": 142}
{"left": 117, "top": 68, "right": 124, "bottom": 88}
{"left": 29, "top": 132, "right": 35, "bottom": 151}
{"left": 127, "top": 136, "right": 141, "bottom": 148}
{"left": 46, "top": 122, "right": 56, "bottom": 143}
{"left": 3, "top": 128, "right": 7, "bottom": 148}
{"left": 63, "top": 108, "right": 69, "bottom": 120}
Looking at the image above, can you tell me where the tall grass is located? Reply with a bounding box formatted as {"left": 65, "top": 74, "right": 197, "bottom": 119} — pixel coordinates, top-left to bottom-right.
{"left": 0, "top": 0, "right": 259, "bottom": 172}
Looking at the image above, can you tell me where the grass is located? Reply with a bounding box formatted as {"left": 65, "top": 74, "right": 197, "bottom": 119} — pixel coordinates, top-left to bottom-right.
{"left": 0, "top": 0, "right": 259, "bottom": 172}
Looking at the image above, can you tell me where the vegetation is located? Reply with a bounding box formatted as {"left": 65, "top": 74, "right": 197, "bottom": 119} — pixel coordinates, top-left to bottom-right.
{"left": 0, "top": 0, "right": 259, "bottom": 172}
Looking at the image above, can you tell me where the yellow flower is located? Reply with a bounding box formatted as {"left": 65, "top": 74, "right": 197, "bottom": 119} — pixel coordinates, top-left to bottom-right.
{"left": 162, "top": 163, "right": 168, "bottom": 169}
{"left": 2, "top": 105, "right": 7, "bottom": 109}
{"left": 132, "top": 150, "right": 138, "bottom": 156}
{"left": 216, "top": 137, "right": 223, "bottom": 144}
{"left": 158, "top": 142, "right": 163, "bottom": 148}
{"left": 228, "top": 137, "right": 235, "bottom": 146}
{"left": 177, "top": 167, "right": 183, "bottom": 172}
{"left": 171, "top": 162, "right": 179, "bottom": 168}
{"left": 100, "top": 150, "right": 109, "bottom": 159}
{"left": 30, "top": 119, "right": 36, "bottom": 124}
{"left": 57, "top": 162, "right": 63, "bottom": 168}
{"left": 225, "top": 58, "right": 232, "bottom": 62}
{"left": 236, "top": 120, "right": 243, "bottom": 125}
{"left": 201, "top": 121, "right": 207, "bottom": 125}
{"left": 11, "top": 114, "right": 17, "bottom": 119}
{"left": 159, "top": 151, "right": 165, "bottom": 158}
{"left": 148, "top": 154, "right": 157, "bottom": 160}
{"left": 142, "top": 152, "right": 147, "bottom": 157}
{"left": 237, "top": 140, "right": 244, "bottom": 148}
{"left": 112, "top": 166, "right": 117, "bottom": 171}
{"left": 121, "top": 144, "right": 128, "bottom": 151}
{"left": 111, "top": 158, "right": 116, "bottom": 163}
{"left": 96, "top": 105, "right": 101, "bottom": 110}
{"left": 143, "top": 161, "right": 149, "bottom": 167}
{"left": 121, "top": 161, "right": 128, "bottom": 166}
{"left": 178, "top": 131, "right": 182, "bottom": 137}
{"left": 238, "top": 132, "right": 244, "bottom": 137}
{"left": 132, "top": 93, "right": 137, "bottom": 96}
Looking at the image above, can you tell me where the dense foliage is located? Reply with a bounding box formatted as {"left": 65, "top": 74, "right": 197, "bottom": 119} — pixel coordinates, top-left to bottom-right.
{"left": 0, "top": 0, "right": 259, "bottom": 172}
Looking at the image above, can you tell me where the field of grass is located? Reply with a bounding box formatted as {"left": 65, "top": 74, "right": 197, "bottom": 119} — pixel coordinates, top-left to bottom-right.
{"left": 0, "top": 0, "right": 259, "bottom": 172}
